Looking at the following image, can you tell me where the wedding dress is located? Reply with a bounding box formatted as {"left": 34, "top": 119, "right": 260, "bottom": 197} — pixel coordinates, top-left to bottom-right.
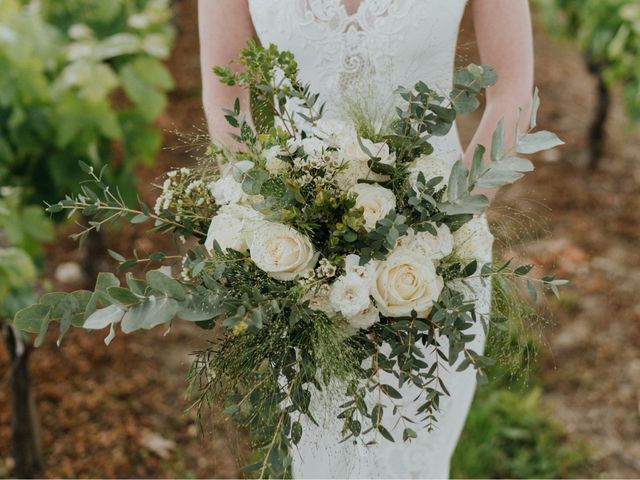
{"left": 247, "top": 1, "right": 491, "bottom": 478}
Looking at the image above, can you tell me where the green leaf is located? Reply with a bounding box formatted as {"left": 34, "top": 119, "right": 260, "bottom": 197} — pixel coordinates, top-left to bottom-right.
{"left": 121, "top": 296, "right": 179, "bottom": 333}
{"left": 516, "top": 131, "right": 564, "bottom": 154}
{"left": 130, "top": 213, "right": 149, "bottom": 224}
{"left": 108, "top": 249, "right": 126, "bottom": 262}
{"left": 84, "top": 304, "right": 125, "bottom": 329}
{"left": 240, "top": 463, "right": 263, "bottom": 473}
{"left": 377, "top": 424, "right": 395, "bottom": 442}
{"left": 147, "top": 270, "right": 186, "bottom": 301}
{"left": 14, "top": 305, "right": 51, "bottom": 333}
{"left": 447, "top": 159, "right": 468, "bottom": 202}
{"left": 107, "top": 286, "right": 140, "bottom": 306}
{"left": 514, "top": 264, "right": 534, "bottom": 276}
{"left": 530, "top": 87, "right": 541, "bottom": 129}
{"left": 490, "top": 119, "right": 505, "bottom": 162}
{"left": 469, "top": 145, "right": 485, "bottom": 187}
{"left": 402, "top": 428, "right": 417, "bottom": 441}
{"left": 291, "top": 421, "right": 303, "bottom": 445}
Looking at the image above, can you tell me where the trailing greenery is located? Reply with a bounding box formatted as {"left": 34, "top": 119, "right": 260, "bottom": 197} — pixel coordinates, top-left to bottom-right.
{"left": 0, "top": 0, "right": 175, "bottom": 206}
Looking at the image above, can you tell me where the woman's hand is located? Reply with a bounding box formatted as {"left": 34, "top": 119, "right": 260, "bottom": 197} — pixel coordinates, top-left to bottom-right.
{"left": 467, "top": 0, "right": 534, "bottom": 199}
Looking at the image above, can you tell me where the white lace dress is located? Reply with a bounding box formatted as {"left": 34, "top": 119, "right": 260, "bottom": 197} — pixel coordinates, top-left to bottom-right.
{"left": 247, "top": 1, "right": 491, "bottom": 478}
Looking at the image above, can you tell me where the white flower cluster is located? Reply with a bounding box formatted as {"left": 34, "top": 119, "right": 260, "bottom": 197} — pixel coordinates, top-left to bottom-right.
{"left": 154, "top": 167, "right": 216, "bottom": 221}
{"left": 279, "top": 136, "right": 344, "bottom": 189}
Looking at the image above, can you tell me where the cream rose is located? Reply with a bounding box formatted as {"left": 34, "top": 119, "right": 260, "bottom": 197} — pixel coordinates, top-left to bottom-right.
{"left": 345, "top": 307, "right": 380, "bottom": 333}
{"left": 349, "top": 183, "right": 396, "bottom": 231}
{"left": 398, "top": 225, "right": 454, "bottom": 261}
{"left": 204, "top": 204, "right": 264, "bottom": 253}
{"left": 344, "top": 254, "right": 377, "bottom": 284}
{"left": 453, "top": 216, "right": 494, "bottom": 265}
{"left": 209, "top": 175, "right": 245, "bottom": 206}
{"left": 250, "top": 222, "right": 317, "bottom": 281}
{"left": 329, "top": 272, "right": 372, "bottom": 317}
{"left": 204, "top": 213, "right": 245, "bottom": 253}
{"left": 371, "top": 248, "right": 444, "bottom": 318}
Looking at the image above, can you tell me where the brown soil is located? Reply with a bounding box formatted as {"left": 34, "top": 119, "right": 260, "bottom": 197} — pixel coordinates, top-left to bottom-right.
{"left": 1, "top": 2, "right": 639, "bottom": 478}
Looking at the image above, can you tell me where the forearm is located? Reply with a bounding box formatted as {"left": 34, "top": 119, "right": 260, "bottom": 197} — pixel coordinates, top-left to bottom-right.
{"left": 467, "top": 0, "right": 534, "bottom": 200}
{"left": 198, "top": 0, "right": 253, "bottom": 146}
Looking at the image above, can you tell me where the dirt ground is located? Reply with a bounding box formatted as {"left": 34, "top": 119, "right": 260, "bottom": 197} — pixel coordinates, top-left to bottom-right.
{"left": 1, "top": 2, "right": 639, "bottom": 478}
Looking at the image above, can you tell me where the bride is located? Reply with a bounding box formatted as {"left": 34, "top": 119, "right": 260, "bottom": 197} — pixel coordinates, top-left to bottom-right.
{"left": 198, "top": 1, "right": 533, "bottom": 478}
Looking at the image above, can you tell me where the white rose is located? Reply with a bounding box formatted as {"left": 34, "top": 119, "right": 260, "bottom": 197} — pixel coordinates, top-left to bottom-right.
{"left": 303, "top": 284, "right": 336, "bottom": 316}
{"left": 204, "top": 205, "right": 264, "bottom": 253}
{"left": 329, "top": 272, "right": 372, "bottom": 317}
{"left": 263, "top": 146, "right": 290, "bottom": 175}
{"left": 349, "top": 183, "right": 396, "bottom": 231}
{"left": 408, "top": 154, "right": 451, "bottom": 195}
{"left": 344, "top": 254, "right": 378, "bottom": 283}
{"left": 371, "top": 248, "right": 444, "bottom": 318}
{"left": 345, "top": 307, "right": 380, "bottom": 333}
{"left": 209, "top": 175, "right": 246, "bottom": 206}
{"left": 399, "top": 225, "right": 454, "bottom": 261}
{"left": 204, "top": 213, "right": 246, "bottom": 252}
{"left": 453, "top": 216, "right": 494, "bottom": 265}
{"left": 250, "top": 222, "right": 317, "bottom": 281}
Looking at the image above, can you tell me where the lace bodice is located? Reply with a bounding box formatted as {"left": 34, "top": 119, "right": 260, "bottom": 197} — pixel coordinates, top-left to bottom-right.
{"left": 249, "top": 0, "right": 467, "bottom": 122}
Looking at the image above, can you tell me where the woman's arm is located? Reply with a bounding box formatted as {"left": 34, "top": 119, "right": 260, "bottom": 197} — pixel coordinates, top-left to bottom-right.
{"left": 198, "top": 0, "right": 254, "bottom": 143}
{"left": 466, "top": 0, "right": 534, "bottom": 198}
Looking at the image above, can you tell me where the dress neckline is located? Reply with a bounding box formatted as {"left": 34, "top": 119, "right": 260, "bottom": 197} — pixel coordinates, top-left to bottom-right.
{"left": 340, "top": 0, "right": 367, "bottom": 18}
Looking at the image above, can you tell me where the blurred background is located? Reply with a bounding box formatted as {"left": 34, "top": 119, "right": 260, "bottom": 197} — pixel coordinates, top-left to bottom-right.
{"left": 0, "top": 0, "right": 638, "bottom": 478}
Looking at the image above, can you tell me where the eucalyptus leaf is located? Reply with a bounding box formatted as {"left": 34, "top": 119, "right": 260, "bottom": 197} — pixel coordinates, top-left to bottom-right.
{"left": 516, "top": 131, "right": 564, "bottom": 154}
{"left": 84, "top": 304, "right": 125, "bottom": 330}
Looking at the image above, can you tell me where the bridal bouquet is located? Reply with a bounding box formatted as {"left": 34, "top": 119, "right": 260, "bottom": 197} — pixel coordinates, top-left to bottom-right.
{"left": 15, "top": 43, "right": 565, "bottom": 477}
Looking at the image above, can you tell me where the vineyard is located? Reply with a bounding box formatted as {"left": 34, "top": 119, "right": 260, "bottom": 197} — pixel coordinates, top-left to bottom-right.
{"left": 1, "top": 1, "right": 639, "bottom": 478}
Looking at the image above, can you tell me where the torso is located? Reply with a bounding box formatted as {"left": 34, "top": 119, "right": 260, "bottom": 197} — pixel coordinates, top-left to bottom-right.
{"left": 245, "top": 3, "right": 486, "bottom": 478}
